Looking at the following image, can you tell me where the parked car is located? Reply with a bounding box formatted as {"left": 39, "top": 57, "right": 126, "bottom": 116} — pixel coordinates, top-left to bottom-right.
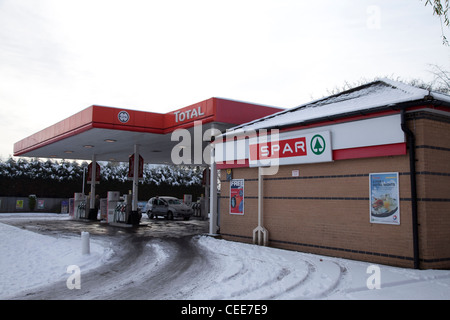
{"left": 145, "top": 196, "right": 193, "bottom": 220}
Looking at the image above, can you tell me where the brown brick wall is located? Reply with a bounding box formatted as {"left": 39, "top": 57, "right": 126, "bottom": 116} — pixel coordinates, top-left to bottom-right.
{"left": 411, "top": 112, "right": 450, "bottom": 269}
{"left": 219, "top": 111, "right": 450, "bottom": 269}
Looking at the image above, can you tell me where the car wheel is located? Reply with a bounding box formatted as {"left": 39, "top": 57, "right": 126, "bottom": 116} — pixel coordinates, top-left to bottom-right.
{"left": 184, "top": 216, "right": 190, "bottom": 221}
{"left": 167, "top": 211, "right": 174, "bottom": 220}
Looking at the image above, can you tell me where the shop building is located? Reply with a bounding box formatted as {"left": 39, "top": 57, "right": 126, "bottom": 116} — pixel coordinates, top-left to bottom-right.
{"left": 214, "top": 79, "right": 450, "bottom": 269}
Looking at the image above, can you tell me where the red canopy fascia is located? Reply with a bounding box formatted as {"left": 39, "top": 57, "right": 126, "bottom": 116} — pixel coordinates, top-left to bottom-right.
{"left": 14, "top": 97, "right": 282, "bottom": 162}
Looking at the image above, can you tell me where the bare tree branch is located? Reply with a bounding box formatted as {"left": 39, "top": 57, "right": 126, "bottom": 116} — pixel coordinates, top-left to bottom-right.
{"left": 423, "top": 0, "right": 450, "bottom": 45}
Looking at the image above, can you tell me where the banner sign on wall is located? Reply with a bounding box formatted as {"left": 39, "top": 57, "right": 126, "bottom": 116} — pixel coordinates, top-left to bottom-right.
{"left": 370, "top": 172, "right": 400, "bottom": 225}
{"left": 230, "top": 179, "right": 244, "bottom": 215}
{"left": 249, "top": 131, "right": 332, "bottom": 167}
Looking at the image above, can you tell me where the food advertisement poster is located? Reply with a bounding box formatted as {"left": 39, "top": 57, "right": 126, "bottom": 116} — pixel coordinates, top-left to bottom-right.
{"left": 370, "top": 172, "right": 400, "bottom": 225}
{"left": 230, "top": 179, "right": 244, "bottom": 215}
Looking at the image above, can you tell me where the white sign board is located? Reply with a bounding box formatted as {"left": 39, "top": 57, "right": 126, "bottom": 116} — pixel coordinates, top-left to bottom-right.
{"left": 249, "top": 131, "right": 332, "bottom": 167}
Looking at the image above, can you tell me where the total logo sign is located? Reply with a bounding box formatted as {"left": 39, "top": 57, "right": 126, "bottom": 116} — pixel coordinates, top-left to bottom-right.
{"left": 249, "top": 131, "right": 332, "bottom": 167}
{"left": 173, "top": 106, "right": 205, "bottom": 123}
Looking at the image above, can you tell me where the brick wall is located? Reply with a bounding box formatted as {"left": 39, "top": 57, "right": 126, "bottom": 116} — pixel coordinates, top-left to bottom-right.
{"left": 411, "top": 112, "right": 450, "bottom": 269}
{"left": 219, "top": 111, "right": 450, "bottom": 269}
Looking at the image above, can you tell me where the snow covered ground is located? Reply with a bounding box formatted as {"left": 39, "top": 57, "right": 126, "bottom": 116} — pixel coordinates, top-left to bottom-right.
{"left": 1, "top": 213, "right": 450, "bottom": 300}
{"left": 0, "top": 213, "right": 114, "bottom": 298}
{"left": 194, "top": 237, "right": 450, "bottom": 300}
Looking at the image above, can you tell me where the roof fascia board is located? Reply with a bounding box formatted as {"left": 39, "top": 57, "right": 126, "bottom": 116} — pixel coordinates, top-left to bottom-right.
{"left": 221, "top": 99, "right": 450, "bottom": 140}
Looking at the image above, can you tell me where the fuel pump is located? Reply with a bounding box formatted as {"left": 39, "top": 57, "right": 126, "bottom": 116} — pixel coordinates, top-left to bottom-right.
{"left": 107, "top": 193, "right": 131, "bottom": 224}
{"left": 74, "top": 193, "right": 87, "bottom": 219}
{"left": 107, "top": 191, "right": 120, "bottom": 223}
{"left": 123, "top": 194, "right": 132, "bottom": 223}
{"left": 114, "top": 201, "right": 127, "bottom": 223}
{"left": 114, "top": 194, "right": 132, "bottom": 223}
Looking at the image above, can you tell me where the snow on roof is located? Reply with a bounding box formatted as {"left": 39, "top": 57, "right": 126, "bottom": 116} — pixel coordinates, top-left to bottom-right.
{"left": 224, "top": 79, "right": 450, "bottom": 135}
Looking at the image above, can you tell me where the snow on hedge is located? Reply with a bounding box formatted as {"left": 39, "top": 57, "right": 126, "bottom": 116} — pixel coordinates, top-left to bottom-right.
{"left": 0, "top": 158, "right": 203, "bottom": 186}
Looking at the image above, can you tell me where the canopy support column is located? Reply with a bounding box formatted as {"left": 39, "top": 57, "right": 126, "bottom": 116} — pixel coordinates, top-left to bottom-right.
{"left": 209, "top": 145, "right": 219, "bottom": 235}
{"left": 88, "top": 154, "right": 97, "bottom": 220}
{"left": 130, "top": 144, "right": 140, "bottom": 225}
{"left": 132, "top": 144, "right": 139, "bottom": 212}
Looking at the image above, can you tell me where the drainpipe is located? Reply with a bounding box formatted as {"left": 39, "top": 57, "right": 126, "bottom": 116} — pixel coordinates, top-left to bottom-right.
{"left": 253, "top": 167, "right": 269, "bottom": 246}
{"left": 400, "top": 109, "right": 420, "bottom": 269}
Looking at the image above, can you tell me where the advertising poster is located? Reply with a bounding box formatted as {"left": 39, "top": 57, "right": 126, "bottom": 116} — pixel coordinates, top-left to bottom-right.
{"left": 230, "top": 179, "right": 244, "bottom": 215}
{"left": 370, "top": 172, "right": 400, "bottom": 225}
{"left": 37, "top": 199, "right": 45, "bottom": 210}
{"left": 16, "top": 200, "right": 23, "bottom": 210}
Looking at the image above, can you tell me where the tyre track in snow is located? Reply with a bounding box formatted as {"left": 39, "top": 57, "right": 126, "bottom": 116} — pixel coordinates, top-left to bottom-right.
{"left": 263, "top": 261, "right": 316, "bottom": 300}
{"left": 270, "top": 259, "right": 349, "bottom": 300}
{"left": 232, "top": 258, "right": 348, "bottom": 300}
{"left": 190, "top": 237, "right": 350, "bottom": 300}
{"left": 10, "top": 234, "right": 148, "bottom": 300}
{"left": 85, "top": 236, "right": 211, "bottom": 300}
{"left": 6, "top": 217, "right": 211, "bottom": 300}
{"left": 11, "top": 235, "right": 210, "bottom": 300}
{"left": 5, "top": 217, "right": 350, "bottom": 300}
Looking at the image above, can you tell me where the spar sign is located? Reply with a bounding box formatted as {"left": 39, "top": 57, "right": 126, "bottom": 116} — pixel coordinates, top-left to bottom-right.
{"left": 249, "top": 130, "right": 332, "bottom": 167}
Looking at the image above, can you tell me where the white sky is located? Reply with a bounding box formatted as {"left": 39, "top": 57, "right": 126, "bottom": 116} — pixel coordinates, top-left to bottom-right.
{"left": 1, "top": 0, "right": 449, "bottom": 159}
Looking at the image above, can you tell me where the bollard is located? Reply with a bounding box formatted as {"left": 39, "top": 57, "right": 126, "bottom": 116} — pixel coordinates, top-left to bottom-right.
{"left": 81, "top": 231, "right": 90, "bottom": 255}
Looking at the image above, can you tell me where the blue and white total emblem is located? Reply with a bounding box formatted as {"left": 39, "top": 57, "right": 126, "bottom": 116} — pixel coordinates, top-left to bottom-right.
{"left": 118, "top": 111, "right": 130, "bottom": 123}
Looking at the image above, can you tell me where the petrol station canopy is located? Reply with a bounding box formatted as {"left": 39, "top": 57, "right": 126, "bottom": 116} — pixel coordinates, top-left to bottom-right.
{"left": 13, "top": 98, "right": 283, "bottom": 164}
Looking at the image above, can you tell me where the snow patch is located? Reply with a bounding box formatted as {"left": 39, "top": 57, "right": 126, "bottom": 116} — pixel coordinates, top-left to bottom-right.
{"left": 0, "top": 222, "right": 113, "bottom": 299}
{"left": 191, "top": 236, "right": 450, "bottom": 300}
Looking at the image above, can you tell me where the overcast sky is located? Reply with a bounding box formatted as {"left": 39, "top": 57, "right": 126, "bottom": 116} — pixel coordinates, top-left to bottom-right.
{"left": 1, "top": 0, "right": 449, "bottom": 159}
